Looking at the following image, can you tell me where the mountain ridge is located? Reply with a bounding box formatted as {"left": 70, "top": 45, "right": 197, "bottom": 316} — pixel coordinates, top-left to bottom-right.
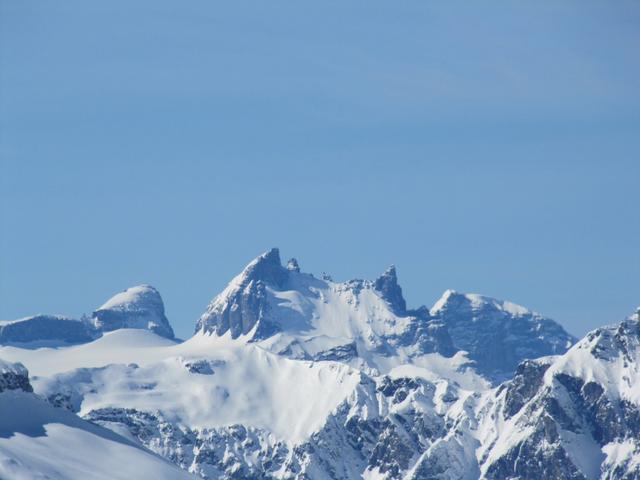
{"left": 4, "top": 248, "right": 635, "bottom": 479}
{"left": 194, "top": 248, "right": 576, "bottom": 383}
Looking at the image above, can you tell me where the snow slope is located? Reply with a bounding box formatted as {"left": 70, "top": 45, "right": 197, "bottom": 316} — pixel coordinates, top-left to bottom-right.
{"left": 0, "top": 391, "right": 195, "bottom": 480}
{"left": 0, "top": 358, "right": 193, "bottom": 480}
{"left": 1, "top": 329, "right": 362, "bottom": 444}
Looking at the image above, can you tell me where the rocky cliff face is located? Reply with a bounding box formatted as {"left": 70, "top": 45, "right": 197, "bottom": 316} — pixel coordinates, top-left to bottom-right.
{"left": 430, "top": 290, "right": 576, "bottom": 382}
{"left": 476, "top": 310, "right": 640, "bottom": 480}
{"left": 68, "top": 369, "right": 481, "bottom": 480}
{"left": 0, "top": 359, "right": 33, "bottom": 393}
{"left": 195, "top": 248, "right": 288, "bottom": 339}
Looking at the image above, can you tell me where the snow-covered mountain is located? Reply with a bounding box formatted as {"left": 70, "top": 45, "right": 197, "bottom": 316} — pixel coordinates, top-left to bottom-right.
{"left": 0, "top": 315, "right": 97, "bottom": 347}
{"left": 0, "top": 285, "right": 175, "bottom": 347}
{"left": 473, "top": 308, "right": 640, "bottom": 479}
{"left": 1, "top": 248, "right": 636, "bottom": 479}
{"left": 430, "top": 289, "right": 575, "bottom": 382}
{"left": 92, "top": 284, "right": 175, "bottom": 339}
{"left": 196, "top": 248, "right": 574, "bottom": 383}
{"left": 0, "top": 359, "right": 194, "bottom": 480}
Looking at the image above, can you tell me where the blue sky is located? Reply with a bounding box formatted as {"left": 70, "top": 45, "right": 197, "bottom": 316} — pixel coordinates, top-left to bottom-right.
{"left": 1, "top": 1, "right": 639, "bottom": 339}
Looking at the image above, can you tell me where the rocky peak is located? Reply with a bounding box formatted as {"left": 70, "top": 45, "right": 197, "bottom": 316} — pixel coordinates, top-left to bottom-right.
{"left": 585, "top": 312, "right": 640, "bottom": 363}
{"left": 430, "top": 289, "right": 532, "bottom": 317}
{"left": 195, "top": 249, "right": 290, "bottom": 338}
{"left": 0, "top": 359, "right": 33, "bottom": 393}
{"left": 92, "top": 285, "right": 175, "bottom": 339}
{"left": 430, "top": 290, "right": 576, "bottom": 383}
{"left": 286, "top": 257, "right": 300, "bottom": 273}
{"left": 237, "top": 247, "right": 288, "bottom": 289}
{"left": 374, "top": 265, "right": 407, "bottom": 313}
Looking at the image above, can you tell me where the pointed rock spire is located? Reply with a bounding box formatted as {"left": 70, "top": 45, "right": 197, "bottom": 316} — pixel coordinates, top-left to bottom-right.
{"left": 374, "top": 265, "right": 407, "bottom": 313}
{"left": 195, "top": 248, "right": 290, "bottom": 338}
{"left": 239, "top": 247, "right": 288, "bottom": 289}
{"left": 286, "top": 258, "right": 300, "bottom": 273}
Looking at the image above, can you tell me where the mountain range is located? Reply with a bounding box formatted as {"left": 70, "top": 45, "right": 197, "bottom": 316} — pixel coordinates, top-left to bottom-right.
{"left": 1, "top": 248, "right": 638, "bottom": 479}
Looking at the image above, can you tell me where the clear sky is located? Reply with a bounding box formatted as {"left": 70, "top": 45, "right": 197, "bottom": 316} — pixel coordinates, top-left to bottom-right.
{"left": 1, "top": 1, "right": 639, "bottom": 339}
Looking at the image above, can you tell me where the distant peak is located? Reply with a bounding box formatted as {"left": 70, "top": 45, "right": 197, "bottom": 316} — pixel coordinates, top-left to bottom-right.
{"left": 286, "top": 258, "right": 300, "bottom": 273}
{"left": 374, "top": 264, "right": 406, "bottom": 313}
{"left": 430, "top": 290, "right": 532, "bottom": 317}
{"left": 264, "top": 247, "right": 281, "bottom": 261}
{"left": 375, "top": 265, "right": 398, "bottom": 283}
{"left": 382, "top": 265, "right": 397, "bottom": 279}
{"left": 97, "top": 284, "right": 163, "bottom": 312}
{"left": 238, "top": 248, "right": 287, "bottom": 288}
{"left": 93, "top": 284, "right": 174, "bottom": 339}
{"left": 430, "top": 289, "right": 459, "bottom": 314}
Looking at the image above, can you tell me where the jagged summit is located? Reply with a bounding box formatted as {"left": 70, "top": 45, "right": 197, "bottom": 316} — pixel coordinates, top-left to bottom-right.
{"left": 195, "top": 249, "right": 292, "bottom": 339}
{"left": 194, "top": 249, "right": 574, "bottom": 383}
{"left": 374, "top": 265, "right": 407, "bottom": 313}
{"left": 430, "top": 289, "right": 576, "bottom": 381}
{"left": 92, "top": 284, "right": 175, "bottom": 339}
{"left": 3, "top": 249, "right": 630, "bottom": 479}
{"left": 477, "top": 308, "right": 640, "bottom": 479}
{"left": 237, "top": 247, "right": 289, "bottom": 288}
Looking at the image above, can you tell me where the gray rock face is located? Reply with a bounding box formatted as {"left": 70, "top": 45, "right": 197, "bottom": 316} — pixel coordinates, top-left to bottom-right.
{"left": 92, "top": 285, "right": 175, "bottom": 339}
{"left": 195, "top": 248, "right": 289, "bottom": 339}
{"left": 80, "top": 373, "right": 465, "bottom": 480}
{"left": 0, "top": 315, "right": 96, "bottom": 347}
{"left": 0, "top": 359, "right": 33, "bottom": 393}
{"left": 481, "top": 313, "right": 640, "bottom": 480}
{"left": 431, "top": 290, "right": 576, "bottom": 382}
{"left": 374, "top": 265, "right": 407, "bottom": 314}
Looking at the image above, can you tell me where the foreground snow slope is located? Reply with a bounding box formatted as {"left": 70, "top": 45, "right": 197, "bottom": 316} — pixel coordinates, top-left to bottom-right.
{"left": 0, "top": 391, "right": 195, "bottom": 480}
{"left": 0, "top": 359, "right": 194, "bottom": 480}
